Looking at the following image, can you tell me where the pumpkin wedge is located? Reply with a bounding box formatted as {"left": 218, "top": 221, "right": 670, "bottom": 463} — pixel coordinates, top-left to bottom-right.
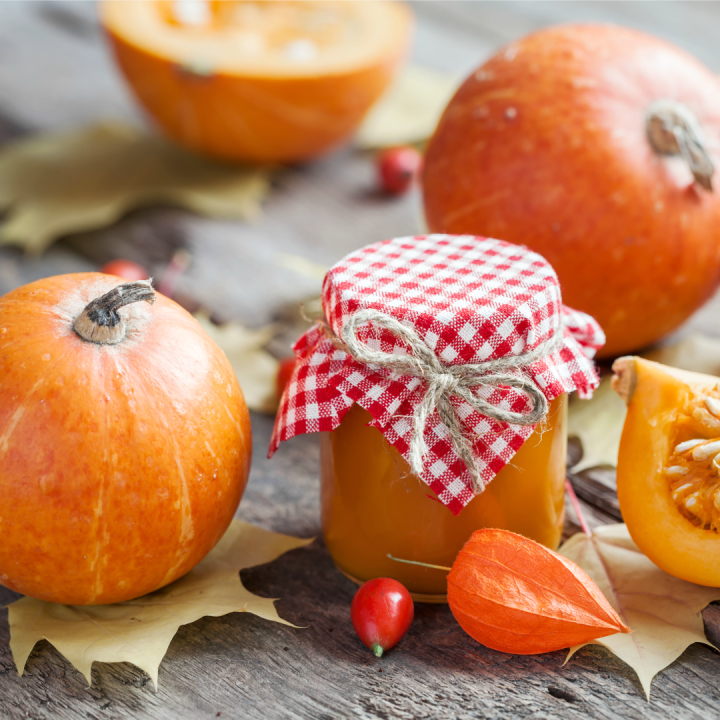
{"left": 101, "top": 0, "right": 412, "bottom": 163}
{"left": 613, "top": 356, "right": 720, "bottom": 586}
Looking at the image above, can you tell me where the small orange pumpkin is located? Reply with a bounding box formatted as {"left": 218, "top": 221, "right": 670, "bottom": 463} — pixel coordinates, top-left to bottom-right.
{"left": 0, "top": 274, "right": 251, "bottom": 605}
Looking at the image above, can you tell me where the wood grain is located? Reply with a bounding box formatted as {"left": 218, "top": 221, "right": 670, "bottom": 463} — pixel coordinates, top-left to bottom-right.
{"left": 2, "top": 2, "right": 720, "bottom": 718}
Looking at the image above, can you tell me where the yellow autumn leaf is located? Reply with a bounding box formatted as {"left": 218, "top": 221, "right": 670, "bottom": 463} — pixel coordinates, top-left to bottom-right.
{"left": 274, "top": 252, "right": 328, "bottom": 282}
{"left": 194, "top": 313, "right": 280, "bottom": 414}
{"left": 0, "top": 123, "right": 270, "bottom": 255}
{"left": 559, "top": 524, "right": 720, "bottom": 699}
{"left": 8, "top": 521, "right": 312, "bottom": 688}
{"left": 645, "top": 333, "right": 720, "bottom": 376}
{"left": 569, "top": 334, "right": 720, "bottom": 471}
{"left": 356, "top": 65, "right": 459, "bottom": 149}
{"left": 568, "top": 376, "right": 626, "bottom": 472}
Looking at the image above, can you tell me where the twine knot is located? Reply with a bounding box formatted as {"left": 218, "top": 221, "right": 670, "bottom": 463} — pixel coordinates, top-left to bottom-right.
{"left": 436, "top": 373, "right": 457, "bottom": 393}
{"left": 327, "top": 308, "right": 565, "bottom": 494}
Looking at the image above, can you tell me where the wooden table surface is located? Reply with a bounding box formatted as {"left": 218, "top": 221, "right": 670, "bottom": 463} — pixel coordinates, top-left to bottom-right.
{"left": 3, "top": 3, "right": 720, "bottom": 719}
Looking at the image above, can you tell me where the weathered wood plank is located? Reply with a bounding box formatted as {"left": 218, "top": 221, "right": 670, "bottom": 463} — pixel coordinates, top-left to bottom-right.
{"left": 568, "top": 469, "right": 622, "bottom": 523}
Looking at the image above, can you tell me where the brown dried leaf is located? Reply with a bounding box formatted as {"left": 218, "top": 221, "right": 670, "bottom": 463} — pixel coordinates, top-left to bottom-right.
{"left": 0, "top": 123, "right": 270, "bottom": 254}
{"left": 356, "top": 65, "right": 459, "bottom": 149}
{"left": 8, "top": 521, "right": 312, "bottom": 687}
{"left": 194, "top": 313, "right": 279, "bottom": 414}
{"left": 559, "top": 524, "right": 720, "bottom": 698}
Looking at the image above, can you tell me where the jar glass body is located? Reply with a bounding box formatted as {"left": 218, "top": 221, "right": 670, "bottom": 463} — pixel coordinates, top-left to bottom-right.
{"left": 320, "top": 394, "right": 567, "bottom": 600}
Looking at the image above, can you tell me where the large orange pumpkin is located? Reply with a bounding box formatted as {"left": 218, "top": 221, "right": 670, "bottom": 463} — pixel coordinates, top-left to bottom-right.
{"left": 423, "top": 24, "right": 720, "bottom": 357}
{"left": 101, "top": 0, "right": 412, "bottom": 164}
{"left": 0, "top": 274, "right": 251, "bottom": 605}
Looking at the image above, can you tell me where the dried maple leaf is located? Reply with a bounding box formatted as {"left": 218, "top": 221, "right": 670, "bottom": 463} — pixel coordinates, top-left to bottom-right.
{"left": 194, "top": 313, "right": 280, "bottom": 414}
{"left": 644, "top": 333, "right": 720, "bottom": 376}
{"left": 356, "top": 65, "right": 459, "bottom": 149}
{"left": 569, "top": 334, "right": 720, "bottom": 471}
{"left": 8, "top": 521, "right": 312, "bottom": 687}
{"left": 559, "top": 523, "right": 720, "bottom": 698}
{"left": 568, "top": 376, "right": 626, "bottom": 472}
{"left": 0, "top": 123, "right": 270, "bottom": 255}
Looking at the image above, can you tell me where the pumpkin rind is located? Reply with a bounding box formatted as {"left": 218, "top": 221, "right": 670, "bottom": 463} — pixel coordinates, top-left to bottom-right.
{"left": 0, "top": 273, "right": 251, "bottom": 605}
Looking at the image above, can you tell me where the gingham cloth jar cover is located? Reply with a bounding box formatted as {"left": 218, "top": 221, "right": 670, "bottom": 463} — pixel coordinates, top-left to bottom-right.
{"left": 269, "top": 234, "right": 604, "bottom": 515}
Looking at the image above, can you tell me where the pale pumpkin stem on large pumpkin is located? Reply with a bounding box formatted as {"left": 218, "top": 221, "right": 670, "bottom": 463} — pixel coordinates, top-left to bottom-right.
{"left": 646, "top": 100, "right": 714, "bottom": 191}
{"left": 73, "top": 280, "right": 155, "bottom": 345}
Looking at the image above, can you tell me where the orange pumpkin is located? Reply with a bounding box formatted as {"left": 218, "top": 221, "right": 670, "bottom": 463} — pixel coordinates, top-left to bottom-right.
{"left": 0, "top": 275, "right": 251, "bottom": 605}
{"left": 423, "top": 24, "right": 720, "bottom": 357}
{"left": 101, "top": 0, "right": 412, "bottom": 163}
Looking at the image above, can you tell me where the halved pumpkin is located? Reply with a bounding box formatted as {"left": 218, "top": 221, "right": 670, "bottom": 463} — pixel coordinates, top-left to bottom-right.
{"left": 101, "top": 0, "right": 412, "bottom": 163}
{"left": 613, "top": 356, "right": 720, "bottom": 586}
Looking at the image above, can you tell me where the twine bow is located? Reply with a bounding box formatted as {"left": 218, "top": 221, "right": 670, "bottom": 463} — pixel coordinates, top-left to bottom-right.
{"left": 328, "top": 308, "right": 565, "bottom": 494}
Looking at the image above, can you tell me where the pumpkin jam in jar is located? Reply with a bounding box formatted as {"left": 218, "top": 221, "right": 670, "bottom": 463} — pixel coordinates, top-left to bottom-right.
{"left": 269, "top": 235, "right": 604, "bottom": 604}
{"left": 321, "top": 396, "right": 567, "bottom": 601}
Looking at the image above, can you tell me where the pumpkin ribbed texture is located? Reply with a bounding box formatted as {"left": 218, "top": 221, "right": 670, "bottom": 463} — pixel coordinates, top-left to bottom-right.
{"left": 0, "top": 273, "right": 251, "bottom": 605}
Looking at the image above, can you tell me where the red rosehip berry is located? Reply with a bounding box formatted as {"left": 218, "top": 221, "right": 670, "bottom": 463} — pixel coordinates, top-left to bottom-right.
{"left": 100, "top": 259, "right": 149, "bottom": 281}
{"left": 351, "top": 578, "right": 414, "bottom": 658}
{"left": 377, "top": 146, "right": 423, "bottom": 195}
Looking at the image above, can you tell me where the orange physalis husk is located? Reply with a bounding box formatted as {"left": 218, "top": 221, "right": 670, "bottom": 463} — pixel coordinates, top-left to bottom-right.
{"left": 447, "top": 528, "right": 630, "bottom": 654}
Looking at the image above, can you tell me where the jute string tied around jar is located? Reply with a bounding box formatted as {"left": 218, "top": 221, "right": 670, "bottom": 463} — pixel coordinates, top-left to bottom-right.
{"left": 321, "top": 308, "right": 565, "bottom": 494}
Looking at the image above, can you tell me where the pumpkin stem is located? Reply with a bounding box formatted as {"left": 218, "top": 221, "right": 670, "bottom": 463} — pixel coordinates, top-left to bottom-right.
{"left": 646, "top": 100, "right": 714, "bottom": 191}
{"left": 73, "top": 280, "right": 156, "bottom": 345}
{"left": 611, "top": 356, "right": 638, "bottom": 406}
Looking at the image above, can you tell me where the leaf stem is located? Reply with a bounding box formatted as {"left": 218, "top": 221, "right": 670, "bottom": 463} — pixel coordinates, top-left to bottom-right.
{"left": 387, "top": 554, "right": 452, "bottom": 572}
{"left": 566, "top": 477, "right": 592, "bottom": 536}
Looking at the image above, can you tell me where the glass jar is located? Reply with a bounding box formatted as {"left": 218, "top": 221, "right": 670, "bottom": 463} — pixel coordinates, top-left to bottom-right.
{"left": 321, "top": 394, "right": 567, "bottom": 602}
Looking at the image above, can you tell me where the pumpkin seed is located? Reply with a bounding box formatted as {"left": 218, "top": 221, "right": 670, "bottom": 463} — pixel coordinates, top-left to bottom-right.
{"left": 675, "top": 439, "right": 706, "bottom": 454}
{"left": 705, "top": 397, "right": 720, "bottom": 417}
{"left": 692, "top": 439, "right": 720, "bottom": 461}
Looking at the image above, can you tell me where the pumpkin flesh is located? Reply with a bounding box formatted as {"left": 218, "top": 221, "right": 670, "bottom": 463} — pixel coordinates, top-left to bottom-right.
{"left": 101, "top": 0, "right": 412, "bottom": 163}
{"left": 615, "top": 357, "right": 720, "bottom": 586}
{"left": 0, "top": 274, "right": 251, "bottom": 605}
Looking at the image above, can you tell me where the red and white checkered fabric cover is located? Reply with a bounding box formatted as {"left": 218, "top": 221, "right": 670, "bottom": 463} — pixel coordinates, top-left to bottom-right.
{"left": 269, "top": 235, "right": 604, "bottom": 515}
